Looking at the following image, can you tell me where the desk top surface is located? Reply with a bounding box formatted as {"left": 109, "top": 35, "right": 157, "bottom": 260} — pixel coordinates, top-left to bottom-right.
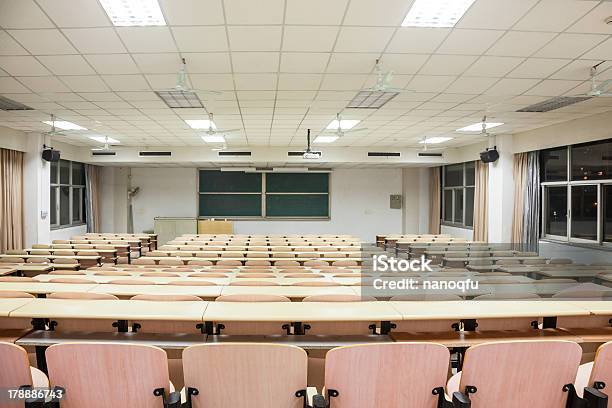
{"left": 0, "top": 282, "right": 98, "bottom": 294}
{"left": 0, "top": 298, "right": 34, "bottom": 317}
{"left": 219, "top": 285, "right": 356, "bottom": 298}
{"left": 90, "top": 283, "right": 223, "bottom": 297}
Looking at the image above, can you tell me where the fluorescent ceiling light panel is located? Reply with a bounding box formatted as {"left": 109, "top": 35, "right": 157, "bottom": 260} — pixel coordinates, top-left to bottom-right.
{"left": 347, "top": 91, "right": 398, "bottom": 109}
{"left": 0, "top": 95, "right": 33, "bottom": 111}
{"left": 420, "top": 137, "right": 453, "bottom": 144}
{"left": 456, "top": 122, "right": 504, "bottom": 132}
{"left": 201, "top": 135, "right": 225, "bottom": 143}
{"left": 313, "top": 135, "right": 339, "bottom": 143}
{"left": 42, "top": 120, "right": 86, "bottom": 130}
{"left": 326, "top": 119, "right": 360, "bottom": 130}
{"left": 186, "top": 119, "right": 216, "bottom": 130}
{"left": 155, "top": 90, "right": 203, "bottom": 108}
{"left": 89, "top": 136, "right": 119, "bottom": 144}
{"left": 99, "top": 0, "right": 166, "bottom": 26}
{"left": 402, "top": 0, "right": 476, "bottom": 28}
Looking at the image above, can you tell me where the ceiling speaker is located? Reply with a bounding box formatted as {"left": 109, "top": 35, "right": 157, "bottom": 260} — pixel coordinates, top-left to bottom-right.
{"left": 42, "top": 148, "right": 60, "bottom": 162}
{"left": 480, "top": 147, "right": 499, "bottom": 163}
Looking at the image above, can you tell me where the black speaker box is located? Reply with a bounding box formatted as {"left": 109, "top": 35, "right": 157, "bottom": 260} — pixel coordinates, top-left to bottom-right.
{"left": 42, "top": 148, "right": 60, "bottom": 162}
{"left": 480, "top": 148, "right": 499, "bottom": 163}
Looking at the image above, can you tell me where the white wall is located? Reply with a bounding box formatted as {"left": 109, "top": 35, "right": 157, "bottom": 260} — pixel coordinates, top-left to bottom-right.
{"left": 539, "top": 241, "right": 612, "bottom": 264}
{"left": 50, "top": 225, "right": 87, "bottom": 241}
{"left": 441, "top": 225, "right": 474, "bottom": 240}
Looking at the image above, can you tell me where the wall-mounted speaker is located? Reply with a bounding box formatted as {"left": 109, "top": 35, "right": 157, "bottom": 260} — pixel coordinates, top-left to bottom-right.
{"left": 42, "top": 147, "right": 60, "bottom": 162}
{"left": 480, "top": 147, "right": 499, "bottom": 163}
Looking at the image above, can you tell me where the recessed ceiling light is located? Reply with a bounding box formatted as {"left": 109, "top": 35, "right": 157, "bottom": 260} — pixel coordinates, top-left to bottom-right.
{"left": 99, "top": 0, "right": 166, "bottom": 26}
{"left": 42, "top": 120, "right": 87, "bottom": 130}
{"left": 89, "top": 136, "right": 119, "bottom": 144}
{"left": 313, "top": 135, "right": 339, "bottom": 143}
{"left": 402, "top": 0, "right": 476, "bottom": 28}
{"left": 347, "top": 90, "right": 398, "bottom": 109}
{"left": 155, "top": 90, "right": 203, "bottom": 108}
{"left": 201, "top": 135, "right": 225, "bottom": 143}
{"left": 420, "top": 137, "right": 453, "bottom": 144}
{"left": 456, "top": 122, "right": 504, "bottom": 132}
{"left": 186, "top": 119, "right": 216, "bottom": 130}
{"left": 326, "top": 119, "right": 360, "bottom": 130}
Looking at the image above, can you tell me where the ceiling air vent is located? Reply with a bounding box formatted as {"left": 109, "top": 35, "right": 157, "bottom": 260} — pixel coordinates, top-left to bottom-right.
{"left": 218, "top": 151, "right": 251, "bottom": 156}
{"left": 91, "top": 151, "right": 117, "bottom": 156}
{"left": 0, "top": 95, "right": 33, "bottom": 111}
{"left": 517, "top": 96, "right": 591, "bottom": 113}
{"left": 368, "top": 152, "right": 401, "bottom": 157}
{"left": 139, "top": 151, "right": 172, "bottom": 157}
{"left": 347, "top": 90, "right": 398, "bottom": 109}
{"left": 288, "top": 151, "right": 304, "bottom": 156}
{"left": 418, "top": 152, "right": 443, "bottom": 157}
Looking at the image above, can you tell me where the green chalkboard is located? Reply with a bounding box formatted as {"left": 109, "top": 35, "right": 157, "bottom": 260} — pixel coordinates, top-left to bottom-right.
{"left": 266, "top": 173, "right": 329, "bottom": 193}
{"left": 199, "top": 170, "right": 262, "bottom": 193}
{"left": 199, "top": 194, "right": 262, "bottom": 217}
{"left": 266, "top": 194, "right": 329, "bottom": 217}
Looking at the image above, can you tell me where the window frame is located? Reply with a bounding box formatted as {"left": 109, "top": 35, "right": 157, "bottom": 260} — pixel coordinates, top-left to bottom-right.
{"left": 50, "top": 160, "right": 86, "bottom": 230}
{"left": 441, "top": 162, "right": 475, "bottom": 229}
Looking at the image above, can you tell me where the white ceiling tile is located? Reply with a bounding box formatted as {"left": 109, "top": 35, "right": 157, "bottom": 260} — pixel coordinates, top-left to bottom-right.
{"left": 85, "top": 54, "right": 140, "bottom": 75}
{"left": 115, "top": 91, "right": 158, "bottom": 101}
{"left": 534, "top": 33, "right": 608, "bottom": 59}
{"left": 0, "top": 77, "right": 31, "bottom": 93}
{"left": 343, "top": 0, "right": 411, "bottom": 26}
{"left": 326, "top": 53, "right": 379, "bottom": 74}
{"left": 419, "top": 55, "right": 477, "bottom": 76}
{"left": 285, "top": 0, "right": 348, "bottom": 25}
{"left": 457, "top": 0, "right": 538, "bottom": 30}
{"left": 581, "top": 38, "right": 612, "bottom": 60}
{"left": 567, "top": 2, "right": 612, "bottom": 35}
{"left": 132, "top": 53, "right": 181, "bottom": 74}
{"left": 8, "top": 29, "right": 77, "bottom": 55}
{"left": 379, "top": 54, "right": 429, "bottom": 75}
{"left": 36, "top": 0, "right": 111, "bottom": 28}
{"left": 0, "top": 30, "right": 28, "bottom": 55}
{"left": 182, "top": 53, "right": 232, "bottom": 74}
{"left": 0, "top": 0, "right": 54, "bottom": 29}
{"left": 228, "top": 26, "right": 282, "bottom": 52}
{"left": 408, "top": 75, "right": 456, "bottom": 92}
{"left": 444, "top": 76, "right": 499, "bottom": 94}
{"left": 334, "top": 27, "right": 395, "bottom": 52}
{"left": 189, "top": 74, "right": 235, "bottom": 91}
{"left": 159, "top": 0, "right": 224, "bottom": 25}
{"left": 102, "top": 75, "right": 151, "bottom": 91}
{"left": 172, "top": 26, "right": 228, "bottom": 52}
{"left": 0, "top": 56, "right": 50, "bottom": 76}
{"left": 508, "top": 58, "right": 571, "bottom": 79}
{"left": 279, "top": 53, "right": 330, "bottom": 73}
{"left": 62, "top": 28, "right": 126, "bottom": 54}
{"left": 387, "top": 28, "right": 450, "bottom": 54}
{"left": 486, "top": 31, "right": 557, "bottom": 57}
{"left": 282, "top": 26, "right": 339, "bottom": 52}
{"left": 59, "top": 75, "right": 110, "bottom": 92}
{"left": 234, "top": 74, "right": 278, "bottom": 90}
{"left": 523, "top": 79, "right": 583, "bottom": 96}
{"left": 551, "top": 60, "right": 605, "bottom": 80}
{"left": 38, "top": 92, "right": 84, "bottom": 102}
{"left": 17, "top": 76, "right": 71, "bottom": 93}
{"left": 319, "top": 74, "right": 368, "bottom": 91}
{"left": 514, "top": 0, "right": 598, "bottom": 32}
{"left": 463, "top": 56, "right": 524, "bottom": 77}
{"left": 484, "top": 78, "right": 541, "bottom": 96}
{"left": 37, "top": 55, "right": 96, "bottom": 76}
{"left": 277, "top": 74, "right": 322, "bottom": 90}
{"left": 116, "top": 27, "right": 177, "bottom": 53}
{"left": 224, "top": 0, "right": 284, "bottom": 24}
{"left": 77, "top": 92, "right": 122, "bottom": 101}
{"left": 437, "top": 29, "right": 504, "bottom": 55}
{"left": 231, "top": 52, "right": 279, "bottom": 73}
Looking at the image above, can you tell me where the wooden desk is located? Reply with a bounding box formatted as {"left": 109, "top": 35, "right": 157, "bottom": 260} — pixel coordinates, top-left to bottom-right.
{"left": 33, "top": 274, "right": 231, "bottom": 285}
{"left": 568, "top": 301, "right": 612, "bottom": 316}
{"left": 0, "top": 298, "right": 34, "bottom": 317}
{"left": 90, "top": 284, "right": 222, "bottom": 298}
{"left": 207, "top": 334, "right": 392, "bottom": 349}
{"left": 0, "top": 267, "right": 17, "bottom": 276}
{"left": 537, "top": 270, "right": 608, "bottom": 280}
{"left": 1, "top": 254, "right": 102, "bottom": 265}
{"left": 220, "top": 285, "right": 356, "bottom": 299}
{"left": 563, "top": 327, "right": 612, "bottom": 343}
{"left": 0, "top": 282, "right": 98, "bottom": 296}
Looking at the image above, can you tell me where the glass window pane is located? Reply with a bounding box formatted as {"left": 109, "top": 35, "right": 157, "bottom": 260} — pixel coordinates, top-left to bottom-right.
{"left": 540, "top": 147, "right": 568, "bottom": 182}
{"left": 72, "top": 162, "right": 84, "bottom": 185}
{"left": 465, "top": 162, "right": 475, "bottom": 186}
{"left": 605, "top": 185, "right": 612, "bottom": 243}
{"left": 454, "top": 189, "right": 464, "bottom": 224}
{"left": 443, "top": 190, "right": 453, "bottom": 222}
{"left": 545, "top": 186, "right": 567, "bottom": 237}
{"left": 50, "top": 161, "right": 58, "bottom": 184}
{"left": 50, "top": 187, "right": 57, "bottom": 225}
{"left": 465, "top": 187, "right": 474, "bottom": 227}
{"left": 72, "top": 188, "right": 80, "bottom": 222}
{"left": 82, "top": 188, "right": 87, "bottom": 223}
{"left": 571, "top": 185, "right": 598, "bottom": 241}
{"left": 444, "top": 164, "right": 463, "bottom": 187}
{"left": 59, "top": 160, "right": 70, "bottom": 184}
{"left": 571, "top": 140, "right": 612, "bottom": 181}
{"left": 60, "top": 186, "right": 70, "bottom": 225}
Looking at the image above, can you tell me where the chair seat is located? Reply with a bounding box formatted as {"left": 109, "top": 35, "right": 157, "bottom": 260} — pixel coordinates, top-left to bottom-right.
{"left": 574, "top": 362, "right": 594, "bottom": 397}
{"left": 446, "top": 371, "right": 461, "bottom": 397}
{"left": 31, "top": 366, "right": 50, "bottom": 388}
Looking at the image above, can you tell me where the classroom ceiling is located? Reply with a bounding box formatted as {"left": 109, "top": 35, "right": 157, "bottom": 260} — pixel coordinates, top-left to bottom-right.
{"left": 1, "top": 0, "right": 612, "bottom": 152}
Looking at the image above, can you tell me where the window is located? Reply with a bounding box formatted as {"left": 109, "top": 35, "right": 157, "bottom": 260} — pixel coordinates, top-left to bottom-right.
{"left": 540, "top": 138, "right": 612, "bottom": 245}
{"left": 198, "top": 170, "right": 330, "bottom": 219}
{"left": 50, "top": 160, "right": 86, "bottom": 229}
{"left": 441, "top": 161, "right": 475, "bottom": 228}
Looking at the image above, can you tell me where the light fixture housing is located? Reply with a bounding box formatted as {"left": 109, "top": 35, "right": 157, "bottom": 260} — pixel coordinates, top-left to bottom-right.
{"left": 201, "top": 135, "right": 225, "bottom": 143}
{"left": 186, "top": 119, "right": 216, "bottom": 130}
{"left": 326, "top": 119, "right": 360, "bottom": 130}
{"left": 99, "top": 0, "right": 166, "bottom": 26}
{"left": 456, "top": 122, "right": 504, "bottom": 132}
{"left": 420, "top": 137, "right": 453, "bottom": 144}
{"left": 155, "top": 90, "right": 203, "bottom": 108}
{"left": 313, "top": 135, "right": 339, "bottom": 143}
{"left": 42, "top": 120, "right": 86, "bottom": 130}
{"left": 89, "top": 135, "right": 119, "bottom": 143}
{"left": 347, "top": 90, "right": 398, "bottom": 109}
{"left": 402, "top": 0, "right": 476, "bottom": 28}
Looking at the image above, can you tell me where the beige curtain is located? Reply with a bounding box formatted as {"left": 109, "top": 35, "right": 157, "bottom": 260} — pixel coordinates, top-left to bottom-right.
{"left": 473, "top": 161, "right": 488, "bottom": 242}
{"left": 429, "top": 167, "right": 441, "bottom": 234}
{"left": 85, "top": 164, "right": 101, "bottom": 233}
{"left": 0, "top": 148, "right": 24, "bottom": 252}
{"left": 511, "top": 153, "right": 529, "bottom": 245}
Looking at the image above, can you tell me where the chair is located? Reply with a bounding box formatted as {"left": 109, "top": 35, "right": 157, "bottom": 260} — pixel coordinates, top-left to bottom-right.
{"left": 141, "top": 272, "right": 181, "bottom": 277}
{"left": 0, "top": 257, "right": 22, "bottom": 263}
{"left": 304, "top": 261, "right": 327, "bottom": 267}
{"left": 229, "top": 281, "right": 280, "bottom": 286}
{"left": 6, "top": 250, "right": 26, "bottom": 255}
{"left": 131, "top": 294, "right": 203, "bottom": 302}
{"left": 302, "top": 294, "right": 376, "bottom": 302}
{"left": 47, "top": 292, "right": 119, "bottom": 331}
{"left": 235, "top": 273, "right": 275, "bottom": 278}
{"left": 473, "top": 293, "right": 540, "bottom": 300}
{"left": 0, "top": 276, "right": 34, "bottom": 282}
{"left": 49, "top": 270, "right": 87, "bottom": 275}
{"left": 217, "top": 260, "right": 243, "bottom": 266}
{"left": 213, "top": 295, "right": 290, "bottom": 334}
{"left": 291, "top": 281, "right": 341, "bottom": 287}
{"left": 446, "top": 341, "right": 582, "bottom": 407}
{"left": 523, "top": 258, "right": 547, "bottom": 265}
{"left": 168, "top": 280, "right": 217, "bottom": 286}
{"left": 46, "top": 343, "right": 179, "bottom": 408}
{"left": 29, "top": 249, "right": 51, "bottom": 255}
{"left": 27, "top": 257, "right": 50, "bottom": 264}
{"left": 573, "top": 341, "right": 612, "bottom": 401}
{"left": 48, "top": 278, "right": 96, "bottom": 284}
{"left": 0, "top": 342, "right": 49, "bottom": 397}
{"left": 275, "top": 260, "right": 300, "bottom": 267}
{"left": 182, "top": 344, "right": 308, "bottom": 408}
{"left": 316, "top": 343, "right": 453, "bottom": 408}
{"left": 550, "top": 258, "right": 574, "bottom": 265}
{"left": 158, "top": 258, "right": 185, "bottom": 266}
{"left": 285, "top": 273, "right": 324, "bottom": 279}
{"left": 187, "top": 260, "right": 213, "bottom": 266}
{"left": 94, "top": 271, "right": 132, "bottom": 276}
{"left": 32, "top": 244, "right": 51, "bottom": 249}
{"left": 133, "top": 258, "right": 157, "bottom": 265}
{"left": 216, "top": 294, "right": 291, "bottom": 302}
{"left": 245, "top": 260, "right": 271, "bottom": 266}
{"left": 48, "top": 292, "right": 119, "bottom": 300}
{"left": 52, "top": 258, "right": 80, "bottom": 270}
{"left": 188, "top": 273, "right": 227, "bottom": 278}
{"left": 0, "top": 290, "right": 34, "bottom": 298}
{"left": 332, "top": 260, "right": 358, "bottom": 267}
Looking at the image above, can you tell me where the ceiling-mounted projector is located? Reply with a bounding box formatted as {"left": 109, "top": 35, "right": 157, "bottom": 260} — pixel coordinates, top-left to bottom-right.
{"left": 302, "top": 129, "right": 321, "bottom": 159}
